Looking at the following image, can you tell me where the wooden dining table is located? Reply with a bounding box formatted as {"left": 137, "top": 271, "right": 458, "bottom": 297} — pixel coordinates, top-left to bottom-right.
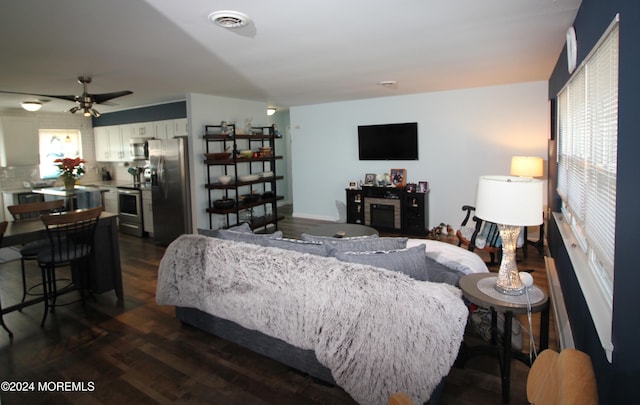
{"left": 1, "top": 211, "right": 124, "bottom": 317}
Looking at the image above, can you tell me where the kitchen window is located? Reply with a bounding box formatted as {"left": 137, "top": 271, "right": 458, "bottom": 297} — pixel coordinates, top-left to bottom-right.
{"left": 556, "top": 15, "right": 618, "bottom": 361}
{"left": 38, "top": 129, "right": 82, "bottom": 179}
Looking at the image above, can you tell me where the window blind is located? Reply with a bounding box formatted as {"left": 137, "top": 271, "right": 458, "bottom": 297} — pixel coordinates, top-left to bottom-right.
{"left": 557, "top": 22, "right": 618, "bottom": 292}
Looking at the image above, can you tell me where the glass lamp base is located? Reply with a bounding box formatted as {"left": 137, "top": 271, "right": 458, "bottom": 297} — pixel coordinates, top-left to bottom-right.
{"left": 494, "top": 224, "right": 525, "bottom": 296}
{"left": 494, "top": 283, "right": 525, "bottom": 296}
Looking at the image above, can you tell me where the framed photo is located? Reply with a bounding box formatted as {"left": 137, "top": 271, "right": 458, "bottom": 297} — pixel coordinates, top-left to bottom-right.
{"left": 364, "top": 173, "right": 376, "bottom": 186}
{"left": 390, "top": 168, "right": 406, "bottom": 188}
{"left": 348, "top": 181, "right": 357, "bottom": 189}
{"left": 418, "top": 181, "right": 429, "bottom": 193}
{"left": 405, "top": 183, "right": 416, "bottom": 193}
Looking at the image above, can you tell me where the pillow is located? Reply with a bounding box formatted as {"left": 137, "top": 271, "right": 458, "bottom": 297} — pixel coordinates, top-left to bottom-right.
{"left": 228, "top": 222, "right": 253, "bottom": 233}
{"left": 197, "top": 228, "right": 220, "bottom": 238}
{"left": 197, "top": 222, "right": 254, "bottom": 239}
{"left": 265, "top": 237, "right": 328, "bottom": 256}
{"left": 424, "top": 255, "right": 466, "bottom": 286}
{"left": 406, "top": 239, "right": 489, "bottom": 275}
{"left": 323, "top": 237, "right": 408, "bottom": 255}
{"left": 332, "top": 244, "right": 429, "bottom": 281}
{"left": 216, "top": 229, "right": 283, "bottom": 245}
{"left": 300, "top": 233, "right": 378, "bottom": 242}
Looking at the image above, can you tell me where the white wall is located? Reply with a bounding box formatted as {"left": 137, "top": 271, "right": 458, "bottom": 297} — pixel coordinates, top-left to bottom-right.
{"left": 186, "top": 93, "right": 269, "bottom": 231}
{"left": 289, "top": 81, "right": 549, "bottom": 229}
{"left": 268, "top": 109, "right": 292, "bottom": 205}
{"left": 0, "top": 109, "right": 98, "bottom": 190}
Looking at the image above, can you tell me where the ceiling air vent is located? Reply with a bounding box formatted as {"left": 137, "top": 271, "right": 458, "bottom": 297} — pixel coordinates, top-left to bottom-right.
{"left": 208, "top": 10, "right": 251, "bottom": 29}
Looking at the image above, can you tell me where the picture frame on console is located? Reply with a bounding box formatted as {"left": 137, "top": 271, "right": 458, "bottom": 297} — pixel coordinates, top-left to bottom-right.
{"left": 405, "top": 183, "right": 417, "bottom": 193}
{"left": 364, "top": 173, "right": 376, "bottom": 186}
{"left": 418, "top": 181, "right": 429, "bottom": 193}
{"left": 390, "top": 168, "right": 406, "bottom": 188}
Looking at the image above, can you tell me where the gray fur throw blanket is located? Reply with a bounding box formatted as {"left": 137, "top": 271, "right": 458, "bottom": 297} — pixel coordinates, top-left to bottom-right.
{"left": 156, "top": 235, "right": 468, "bottom": 405}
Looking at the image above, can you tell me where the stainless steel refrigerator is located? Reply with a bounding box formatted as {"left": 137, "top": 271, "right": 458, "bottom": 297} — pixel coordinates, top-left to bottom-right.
{"left": 148, "top": 136, "right": 192, "bottom": 245}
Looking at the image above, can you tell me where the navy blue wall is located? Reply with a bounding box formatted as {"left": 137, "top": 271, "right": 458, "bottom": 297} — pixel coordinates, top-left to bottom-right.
{"left": 547, "top": 0, "right": 640, "bottom": 403}
{"left": 92, "top": 100, "right": 186, "bottom": 127}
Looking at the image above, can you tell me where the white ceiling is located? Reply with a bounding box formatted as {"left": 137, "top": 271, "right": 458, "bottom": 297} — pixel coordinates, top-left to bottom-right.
{"left": 0, "top": 0, "right": 581, "bottom": 115}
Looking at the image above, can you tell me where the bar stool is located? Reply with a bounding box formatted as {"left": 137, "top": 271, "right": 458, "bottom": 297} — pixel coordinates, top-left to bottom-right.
{"left": 37, "top": 206, "right": 102, "bottom": 326}
{"left": 8, "top": 200, "right": 66, "bottom": 304}
{"left": 0, "top": 220, "right": 13, "bottom": 337}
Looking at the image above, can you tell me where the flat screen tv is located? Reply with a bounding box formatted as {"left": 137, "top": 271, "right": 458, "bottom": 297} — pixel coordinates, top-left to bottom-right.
{"left": 358, "top": 122, "right": 418, "bottom": 160}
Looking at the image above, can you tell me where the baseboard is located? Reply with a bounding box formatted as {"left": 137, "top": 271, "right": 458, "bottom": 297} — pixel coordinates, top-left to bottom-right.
{"left": 545, "top": 256, "right": 575, "bottom": 349}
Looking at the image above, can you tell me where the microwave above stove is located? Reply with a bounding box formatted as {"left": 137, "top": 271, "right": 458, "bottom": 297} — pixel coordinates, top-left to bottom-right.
{"left": 130, "top": 137, "right": 154, "bottom": 161}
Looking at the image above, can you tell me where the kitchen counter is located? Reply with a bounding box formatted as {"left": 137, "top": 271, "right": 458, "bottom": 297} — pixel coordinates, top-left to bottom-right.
{"left": 32, "top": 186, "right": 106, "bottom": 197}
{"left": 32, "top": 186, "right": 105, "bottom": 210}
{"left": 75, "top": 180, "right": 152, "bottom": 190}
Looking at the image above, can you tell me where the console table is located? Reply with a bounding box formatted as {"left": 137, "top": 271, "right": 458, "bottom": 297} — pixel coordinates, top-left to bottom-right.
{"left": 345, "top": 186, "right": 429, "bottom": 236}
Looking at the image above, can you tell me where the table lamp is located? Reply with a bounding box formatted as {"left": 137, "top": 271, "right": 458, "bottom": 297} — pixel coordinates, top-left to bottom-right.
{"left": 510, "top": 156, "right": 544, "bottom": 178}
{"left": 475, "top": 175, "right": 543, "bottom": 295}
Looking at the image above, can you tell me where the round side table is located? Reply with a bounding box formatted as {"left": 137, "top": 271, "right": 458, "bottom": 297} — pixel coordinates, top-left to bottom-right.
{"left": 459, "top": 273, "right": 550, "bottom": 403}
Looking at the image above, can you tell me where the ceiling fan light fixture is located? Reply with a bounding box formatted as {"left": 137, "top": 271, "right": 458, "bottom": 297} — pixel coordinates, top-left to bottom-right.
{"left": 21, "top": 101, "right": 42, "bottom": 111}
{"left": 208, "top": 10, "right": 251, "bottom": 29}
{"left": 377, "top": 80, "right": 397, "bottom": 88}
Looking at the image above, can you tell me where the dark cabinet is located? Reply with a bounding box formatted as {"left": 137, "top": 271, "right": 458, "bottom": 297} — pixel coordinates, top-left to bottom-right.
{"left": 346, "top": 189, "right": 364, "bottom": 224}
{"left": 345, "top": 186, "right": 429, "bottom": 236}
{"left": 402, "top": 192, "right": 429, "bottom": 235}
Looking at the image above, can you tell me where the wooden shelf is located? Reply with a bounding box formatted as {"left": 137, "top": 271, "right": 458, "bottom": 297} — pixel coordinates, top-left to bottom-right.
{"left": 206, "top": 176, "right": 284, "bottom": 189}
{"left": 206, "top": 196, "right": 284, "bottom": 214}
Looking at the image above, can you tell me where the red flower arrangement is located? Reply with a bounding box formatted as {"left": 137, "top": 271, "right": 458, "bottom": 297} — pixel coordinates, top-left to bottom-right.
{"left": 54, "top": 157, "right": 86, "bottom": 179}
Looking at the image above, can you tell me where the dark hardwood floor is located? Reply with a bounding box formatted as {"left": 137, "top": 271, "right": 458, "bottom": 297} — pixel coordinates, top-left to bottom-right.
{"left": 0, "top": 206, "right": 556, "bottom": 404}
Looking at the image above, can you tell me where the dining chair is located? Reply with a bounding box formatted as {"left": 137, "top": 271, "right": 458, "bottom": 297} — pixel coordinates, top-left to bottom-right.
{"left": 37, "top": 206, "right": 102, "bottom": 325}
{"left": 0, "top": 220, "right": 14, "bottom": 337}
{"left": 8, "top": 199, "right": 66, "bottom": 304}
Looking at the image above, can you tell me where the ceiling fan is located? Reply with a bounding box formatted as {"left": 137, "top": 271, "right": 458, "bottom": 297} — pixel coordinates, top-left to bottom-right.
{"left": 0, "top": 76, "right": 133, "bottom": 117}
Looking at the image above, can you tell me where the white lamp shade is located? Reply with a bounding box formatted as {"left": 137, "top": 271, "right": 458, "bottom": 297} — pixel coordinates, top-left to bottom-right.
{"left": 510, "top": 156, "right": 543, "bottom": 177}
{"left": 475, "top": 175, "right": 543, "bottom": 226}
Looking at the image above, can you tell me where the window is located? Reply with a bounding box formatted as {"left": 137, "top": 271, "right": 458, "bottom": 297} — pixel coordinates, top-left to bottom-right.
{"left": 556, "top": 15, "right": 618, "bottom": 361}
{"left": 38, "top": 129, "right": 82, "bottom": 179}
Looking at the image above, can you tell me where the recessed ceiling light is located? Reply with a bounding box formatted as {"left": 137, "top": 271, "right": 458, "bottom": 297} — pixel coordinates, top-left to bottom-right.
{"left": 208, "top": 10, "right": 251, "bottom": 29}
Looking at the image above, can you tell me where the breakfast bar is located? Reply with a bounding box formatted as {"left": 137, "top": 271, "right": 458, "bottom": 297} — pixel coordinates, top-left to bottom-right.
{"left": 1, "top": 211, "right": 124, "bottom": 313}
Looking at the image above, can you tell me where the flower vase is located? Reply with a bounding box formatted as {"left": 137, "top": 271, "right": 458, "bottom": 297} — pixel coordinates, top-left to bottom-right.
{"left": 62, "top": 176, "right": 76, "bottom": 190}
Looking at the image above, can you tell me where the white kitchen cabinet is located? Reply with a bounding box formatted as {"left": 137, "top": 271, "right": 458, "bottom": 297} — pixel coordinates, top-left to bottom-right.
{"left": 174, "top": 118, "right": 188, "bottom": 136}
{"left": 101, "top": 187, "right": 118, "bottom": 214}
{"left": 94, "top": 125, "right": 130, "bottom": 162}
{"left": 127, "top": 122, "right": 154, "bottom": 138}
{"left": 94, "top": 119, "right": 186, "bottom": 162}
{"left": 153, "top": 120, "right": 174, "bottom": 139}
{"left": 108, "top": 126, "right": 125, "bottom": 162}
{"left": 0, "top": 117, "right": 39, "bottom": 166}
{"left": 142, "top": 188, "right": 153, "bottom": 234}
{"left": 94, "top": 126, "right": 111, "bottom": 161}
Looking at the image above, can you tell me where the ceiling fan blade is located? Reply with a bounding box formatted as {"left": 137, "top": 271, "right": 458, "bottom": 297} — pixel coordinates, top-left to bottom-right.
{"left": 40, "top": 94, "right": 78, "bottom": 102}
{"left": 0, "top": 90, "right": 76, "bottom": 102}
{"left": 92, "top": 90, "right": 133, "bottom": 104}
